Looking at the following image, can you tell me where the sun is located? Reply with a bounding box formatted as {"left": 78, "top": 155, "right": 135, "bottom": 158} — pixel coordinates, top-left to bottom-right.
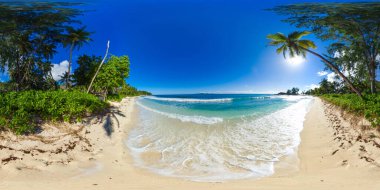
{"left": 285, "top": 55, "right": 305, "bottom": 65}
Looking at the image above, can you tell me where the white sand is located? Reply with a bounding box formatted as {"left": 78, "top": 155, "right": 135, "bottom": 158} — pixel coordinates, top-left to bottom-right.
{"left": 1, "top": 97, "right": 380, "bottom": 190}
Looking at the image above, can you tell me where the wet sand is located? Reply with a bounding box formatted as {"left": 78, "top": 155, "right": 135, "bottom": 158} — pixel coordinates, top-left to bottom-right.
{"left": 1, "top": 97, "right": 380, "bottom": 190}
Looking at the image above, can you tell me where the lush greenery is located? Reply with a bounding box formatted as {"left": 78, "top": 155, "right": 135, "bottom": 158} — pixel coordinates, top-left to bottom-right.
{"left": 320, "top": 94, "right": 380, "bottom": 127}
{"left": 0, "top": 90, "right": 108, "bottom": 134}
{"left": 0, "top": 2, "right": 150, "bottom": 135}
{"left": 63, "top": 26, "right": 92, "bottom": 88}
{"left": 268, "top": 2, "right": 380, "bottom": 128}
{"left": 267, "top": 31, "right": 363, "bottom": 97}
{"left": 108, "top": 84, "right": 152, "bottom": 101}
{"left": 73, "top": 55, "right": 102, "bottom": 87}
{"left": 269, "top": 2, "right": 380, "bottom": 95}
{"left": 91, "top": 55, "right": 130, "bottom": 96}
{"left": 72, "top": 54, "right": 151, "bottom": 101}
{"left": 0, "top": 2, "right": 82, "bottom": 91}
{"left": 278, "top": 87, "right": 299, "bottom": 95}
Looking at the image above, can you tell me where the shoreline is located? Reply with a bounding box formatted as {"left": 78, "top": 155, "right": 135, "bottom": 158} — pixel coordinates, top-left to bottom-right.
{"left": 1, "top": 97, "right": 380, "bottom": 189}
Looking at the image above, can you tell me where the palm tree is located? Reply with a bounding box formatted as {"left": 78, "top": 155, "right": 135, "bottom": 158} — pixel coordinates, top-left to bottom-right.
{"left": 58, "top": 71, "right": 72, "bottom": 87}
{"left": 63, "top": 26, "right": 92, "bottom": 89}
{"left": 267, "top": 31, "right": 362, "bottom": 98}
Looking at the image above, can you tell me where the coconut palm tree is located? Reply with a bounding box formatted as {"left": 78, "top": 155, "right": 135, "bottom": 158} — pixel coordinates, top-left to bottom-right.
{"left": 58, "top": 71, "right": 72, "bottom": 87}
{"left": 267, "top": 31, "right": 362, "bottom": 98}
{"left": 63, "top": 26, "right": 92, "bottom": 88}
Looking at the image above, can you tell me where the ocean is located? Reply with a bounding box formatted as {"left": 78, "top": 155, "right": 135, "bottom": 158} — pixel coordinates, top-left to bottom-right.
{"left": 127, "top": 94, "right": 313, "bottom": 182}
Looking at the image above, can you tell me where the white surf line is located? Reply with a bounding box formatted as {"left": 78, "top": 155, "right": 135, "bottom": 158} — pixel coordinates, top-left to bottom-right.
{"left": 144, "top": 96, "right": 233, "bottom": 103}
{"left": 136, "top": 101, "right": 223, "bottom": 125}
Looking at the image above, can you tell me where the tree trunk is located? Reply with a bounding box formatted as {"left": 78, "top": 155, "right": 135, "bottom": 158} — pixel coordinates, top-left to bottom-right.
{"left": 67, "top": 41, "right": 74, "bottom": 89}
{"left": 87, "top": 41, "right": 110, "bottom": 94}
{"left": 370, "top": 59, "right": 377, "bottom": 94}
{"left": 303, "top": 48, "right": 363, "bottom": 98}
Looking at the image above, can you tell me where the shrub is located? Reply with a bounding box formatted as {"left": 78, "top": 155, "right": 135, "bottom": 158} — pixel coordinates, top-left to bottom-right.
{"left": 107, "top": 84, "right": 152, "bottom": 102}
{"left": 321, "top": 94, "right": 380, "bottom": 127}
{"left": 0, "top": 90, "right": 109, "bottom": 135}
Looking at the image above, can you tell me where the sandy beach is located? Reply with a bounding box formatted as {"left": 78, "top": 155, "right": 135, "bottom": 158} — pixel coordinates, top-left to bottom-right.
{"left": 1, "top": 97, "right": 380, "bottom": 190}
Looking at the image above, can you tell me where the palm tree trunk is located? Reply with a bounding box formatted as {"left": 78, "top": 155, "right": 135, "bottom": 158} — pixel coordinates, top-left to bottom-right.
{"left": 370, "top": 59, "right": 377, "bottom": 94}
{"left": 303, "top": 48, "right": 363, "bottom": 98}
{"left": 67, "top": 41, "right": 74, "bottom": 89}
{"left": 87, "top": 41, "right": 110, "bottom": 94}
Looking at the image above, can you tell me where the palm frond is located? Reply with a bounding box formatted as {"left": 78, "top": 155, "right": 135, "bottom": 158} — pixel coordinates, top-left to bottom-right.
{"left": 267, "top": 32, "right": 287, "bottom": 42}
{"left": 276, "top": 45, "right": 285, "bottom": 54}
{"left": 269, "top": 40, "right": 284, "bottom": 46}
{"left": 282, "top": 46, "right": 288, "bottom": 59}
{"left": 300, "top": 49, "right": 307, "bottom": 58}
{"left": 288, "top": 31, "right": 311, "bottom": 40}
{"left": 289, "top": 47, "right": 295, "bottom": 58}
{"left": 298, "top": 40, "right": 317, "bottom": 49}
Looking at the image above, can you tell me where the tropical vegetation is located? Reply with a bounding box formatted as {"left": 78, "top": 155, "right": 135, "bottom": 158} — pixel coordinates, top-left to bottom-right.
{"left": 267, "top": 31, "right": 363, "bottom": 98}
{"left": 278, "top": 87, "right": 299, "bottom": 95}
{"left": 0, "top": 90, "right": 108, "bottom": 135}
{"left": 63, "top": 26, "right": 92, "bottom": 88}
{"left": 268, "top": 2, "right": 380, "bottom": 128}
{"left": 0, "top": 2, "right": 150, "bottom": 134}
{"left": 320, "top": 94, "right": 380, "bottom": 127}
{"left": 269, "top": 2, "right": 380, "bottom": 95}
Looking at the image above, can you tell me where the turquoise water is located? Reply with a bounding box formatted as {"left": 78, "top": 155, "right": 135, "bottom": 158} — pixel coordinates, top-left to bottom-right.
{"left": 138, "top": 94, "right": 293, "bottom": 123}
{"left": 127, "top": 94, "right": 313, "bottom": 182}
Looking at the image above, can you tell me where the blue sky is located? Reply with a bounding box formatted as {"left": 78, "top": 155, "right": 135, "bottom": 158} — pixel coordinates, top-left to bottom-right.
{"left": 2, "top": 0, "right": 376, "bottom": 94}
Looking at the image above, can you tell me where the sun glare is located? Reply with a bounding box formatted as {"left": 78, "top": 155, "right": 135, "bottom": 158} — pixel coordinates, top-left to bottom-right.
{"left": 285, "top": 55, "right": 305, "bottom": 65}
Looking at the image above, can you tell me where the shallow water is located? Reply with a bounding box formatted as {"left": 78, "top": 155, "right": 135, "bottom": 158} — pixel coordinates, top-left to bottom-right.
{"left": 127, "top": 94, "right": 313, "bottom": 182}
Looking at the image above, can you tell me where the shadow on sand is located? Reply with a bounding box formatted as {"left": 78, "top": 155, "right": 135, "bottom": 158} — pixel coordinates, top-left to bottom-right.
{"left": 102, "top": 107, "right": 126, "bottom": 137}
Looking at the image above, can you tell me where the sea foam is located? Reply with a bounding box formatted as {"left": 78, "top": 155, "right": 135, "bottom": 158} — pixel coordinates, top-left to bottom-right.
{"left": 136, "top": 101, "right": 223, "bottom": 125}
{"left": 145, "top": 96, "right": 233, "bottom": 103}
{"left": 127, "top": 97, "right": 313, "bottom": 182}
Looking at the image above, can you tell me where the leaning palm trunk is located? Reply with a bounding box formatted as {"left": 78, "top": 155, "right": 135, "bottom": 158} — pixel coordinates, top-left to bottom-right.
{"left": 87, "top": 41, "right": 110, "bottom": 94}
{"left": 67, "top": 41, "right": 74, "bottom": 89}
{"left": 303, "top": 48, "right": 363, "bottom": 98}
{"left": 370, "top": 59, "right": 377, "bottom": 94}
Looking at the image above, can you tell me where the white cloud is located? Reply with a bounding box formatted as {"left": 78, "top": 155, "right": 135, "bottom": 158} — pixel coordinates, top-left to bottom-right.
{"left": 317, "top": 71, "right": 328, "bottom": 76}
{"left": 326, "top": 70, "right": 352, "bottom": 83}
{"left": 51, "top": 60, "right": 69, "bottom": 81}
{"left": 327, "top": 72, "right": 337, "bottom": 83}
{"left": 306, "top": 84, "right": 320, "bottom": 90}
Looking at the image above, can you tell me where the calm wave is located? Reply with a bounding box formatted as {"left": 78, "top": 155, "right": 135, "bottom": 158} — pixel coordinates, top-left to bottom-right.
{"left": 127, "top": 94, "right": 313, "bottom": 181}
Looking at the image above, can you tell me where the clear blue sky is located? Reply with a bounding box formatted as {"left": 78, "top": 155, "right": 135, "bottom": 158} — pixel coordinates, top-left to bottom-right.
{"left": 1, "top": 0, "right": 376, "bottom": 94}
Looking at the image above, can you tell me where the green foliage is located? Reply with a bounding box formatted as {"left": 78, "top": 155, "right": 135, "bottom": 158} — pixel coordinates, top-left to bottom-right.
{"left": 279, "top": 87, "right": 300, "bottom": 95}
{"left": 291, "top": 87, "right": 299, "bottom": 95}
{"left": 267, "top": 30, "right": 362, "bottom": 97}
{"left": 0, "top": 90, "right": 108, "bottom": 135}
{"left": 0, "top": 2, "right": 83, "bottom": 90}
{"left": 107, "top": 84, "right": 152, "bottom": 101}
{"left": 267, "top": 31, "right": 316, "bottom": 58}
{"left": 73, "top": 55, "right": 102, "bottom": 86}
{"left": 72, "top": 54, "right": 151, "bottom": 101}
{"left": 270, "top": 2, "right": 380, "bottom": 94}
{"left": 63, "top": 26, "right": 92, "bottom": 51}
{"left": 92, "top": 55, "right": 130, "bottom": 95}
{"left": 62, "top": 26, "right": 92, "bottom": 88}
{"left": 321, "top": 94, "right": 380, "bottom": 127}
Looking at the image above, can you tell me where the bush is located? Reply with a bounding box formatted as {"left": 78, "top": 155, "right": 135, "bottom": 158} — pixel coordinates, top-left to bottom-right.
{"left": 321, "top": 94, "right": 380, "bottom": 127}
{"left": 0, "top": 90, "right": 109, "bottom": 135}
{"left": 107, "top": 84, "right": 152, "bottom": 102}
